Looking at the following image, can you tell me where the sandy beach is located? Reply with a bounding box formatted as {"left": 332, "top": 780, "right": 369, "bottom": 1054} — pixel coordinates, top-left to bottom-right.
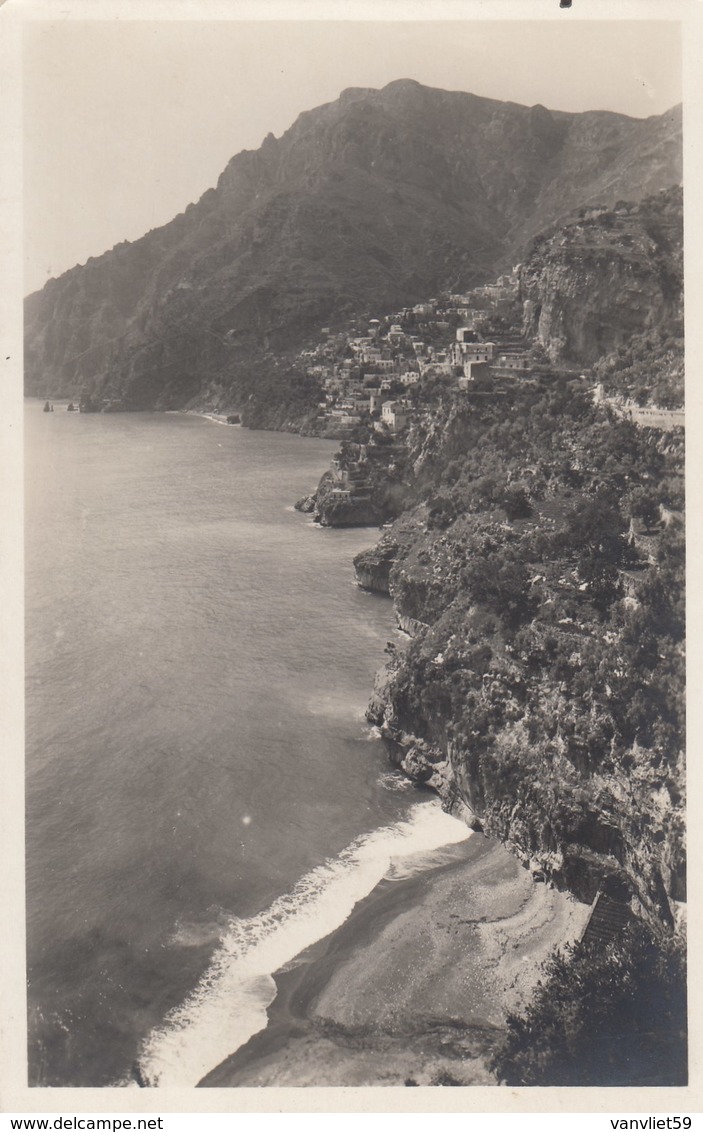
{"left": 167, "top": 410, "right": 237, "bottom": 426}
{"left": 200, "top": 832, "right": 589, "bottom": 1088}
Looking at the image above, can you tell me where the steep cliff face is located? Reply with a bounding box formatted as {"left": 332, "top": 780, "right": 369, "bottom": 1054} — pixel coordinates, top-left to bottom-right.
{"left": 25, "top": 81, "right": 681, "bottom": 412}
{"left": 354, "top": 349, "right": 684, "bottom": 931}
{"left": 520, "top": 188, "right": 683, "bottom": 364}
{"left": 353, "top": 544, "right": 396, "bottom": 594}
{"left": 365, "top": 499, "right": 684, "bottom": 928}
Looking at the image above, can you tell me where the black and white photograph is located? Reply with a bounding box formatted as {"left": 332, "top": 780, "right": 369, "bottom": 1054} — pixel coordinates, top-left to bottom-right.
{"left": 2, "top": 0, "right": 697, "bottom": 1111}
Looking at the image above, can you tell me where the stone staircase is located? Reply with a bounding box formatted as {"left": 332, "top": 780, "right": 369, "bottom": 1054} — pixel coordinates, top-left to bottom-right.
{"left": 580, "top": 890, "right": 632, "bottom": 948}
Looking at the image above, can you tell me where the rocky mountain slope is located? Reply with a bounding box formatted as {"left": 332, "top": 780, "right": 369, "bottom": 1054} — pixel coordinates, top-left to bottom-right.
{"left": 25, "top": 81, "right": 681, "bottom": 413}
{"left": 349, "top": 192, "right": 684, "bottom": 934}
{"left": 363, "top": 472, "right": 685, "bottom": 928}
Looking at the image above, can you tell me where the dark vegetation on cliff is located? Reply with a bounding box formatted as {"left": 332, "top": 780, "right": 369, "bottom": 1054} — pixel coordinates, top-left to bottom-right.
{"left": 593, "top": 328, "right": 684, "bottom": 409}
{"left": 491, "top": 922, "right": 687, "bottom": 1086}
{"left": 365, "top": 379, "right": 684, "bottom": 916}
{"left": 24, "top": 82, "right": 680, "bottom": 420}
{"left": 347, "top": 188, "right": 685, "bottom": 1084}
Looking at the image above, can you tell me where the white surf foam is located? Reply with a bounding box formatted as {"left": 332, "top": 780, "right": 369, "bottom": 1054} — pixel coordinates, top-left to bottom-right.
{"left": 138, "top": 800, "right": 470, "bottom": 1087}
{"left": 377, "top": 768, "right": 415, "bottom": 790}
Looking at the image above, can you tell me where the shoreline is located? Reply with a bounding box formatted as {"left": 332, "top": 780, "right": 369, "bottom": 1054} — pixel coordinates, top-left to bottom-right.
{"left": 167, "top": 409, "right": 237, "bottom": 427}
{"left": 199, "top": 832, "right": 589, "bottom": 1088}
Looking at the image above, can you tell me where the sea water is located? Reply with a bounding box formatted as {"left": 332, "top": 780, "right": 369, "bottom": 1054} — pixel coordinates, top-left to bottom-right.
{"left": 25, "top": 403, "right": 468, "bottom": 1087}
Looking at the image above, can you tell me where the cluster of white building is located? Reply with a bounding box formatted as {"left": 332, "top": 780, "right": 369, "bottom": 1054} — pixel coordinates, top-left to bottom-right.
{"left": 294, "top": 268, "right": 526, "bottom": 433}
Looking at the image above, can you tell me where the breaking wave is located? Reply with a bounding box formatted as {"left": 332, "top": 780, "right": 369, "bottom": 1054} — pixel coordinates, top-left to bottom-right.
{"left": 138, "top": 800, "right": 470, "bottom": 1087}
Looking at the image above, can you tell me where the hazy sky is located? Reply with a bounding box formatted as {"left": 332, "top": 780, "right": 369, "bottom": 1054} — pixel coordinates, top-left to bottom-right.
{"left": 23, "top": 17, "right": 682, "bottom": 295}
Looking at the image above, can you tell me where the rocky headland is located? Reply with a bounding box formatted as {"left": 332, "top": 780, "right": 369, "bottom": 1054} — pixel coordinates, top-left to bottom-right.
{"left": 286, "top": 187, "right": 685, "bottom": 941}
{"left": 277, "top": 186, "right": 686, "bottom": 1085}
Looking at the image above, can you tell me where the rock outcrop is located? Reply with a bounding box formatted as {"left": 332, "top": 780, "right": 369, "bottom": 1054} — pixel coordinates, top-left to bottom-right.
{"left": 314, "top": 473, "right": 384, "bottom": 528}
{"left": 520, "top": 188, "right": 683, "bottom": 364}
{"left": 296, "top": 439, "right": 413, "bottom": 528}
{"left": 352, "top": 543, "right": 397, "bottom": 594}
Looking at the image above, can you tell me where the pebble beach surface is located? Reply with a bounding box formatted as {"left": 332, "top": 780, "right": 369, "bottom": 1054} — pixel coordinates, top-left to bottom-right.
{"left": 200, "top": 834, "right": 590, "bottom": 1087}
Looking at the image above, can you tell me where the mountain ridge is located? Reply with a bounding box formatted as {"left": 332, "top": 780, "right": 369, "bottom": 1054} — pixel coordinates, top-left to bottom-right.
{"left": 24, "top": 81, "right": 682, "bottom": 412}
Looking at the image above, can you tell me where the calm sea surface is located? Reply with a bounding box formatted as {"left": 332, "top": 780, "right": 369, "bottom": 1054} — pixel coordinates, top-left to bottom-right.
{"left": 25, "top": 404, "right": 468, "bottom": 1087}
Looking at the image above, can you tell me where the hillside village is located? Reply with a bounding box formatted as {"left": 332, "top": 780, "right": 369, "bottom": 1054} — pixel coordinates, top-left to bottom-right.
{"left": 292, "top": 193, "right": 683, "bottom": 529}
{"left": 295, "top": 192, "right": 683, "bottom": 443}
{"left": 297, "top": 266, "right": 528, "bottom": 439}
{"left": 292, "top": 262, "right": 561, "bottom": 525}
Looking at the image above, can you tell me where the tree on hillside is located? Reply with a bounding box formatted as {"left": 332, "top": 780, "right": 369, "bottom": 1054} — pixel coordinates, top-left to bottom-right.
{"left": 560, "top": 492, "right": 630, "bottom": 612}
{"left": 629, "top": 487, "right": 661, "bottom": 532}
{"left": 502, "top": 484, "right": 532, "bottom": 520}
{"left": 464, "top": 553, "right": 534, "bottom": 630}
{"left": 490, "top": 922, "right": 687, "bottom": 1087}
